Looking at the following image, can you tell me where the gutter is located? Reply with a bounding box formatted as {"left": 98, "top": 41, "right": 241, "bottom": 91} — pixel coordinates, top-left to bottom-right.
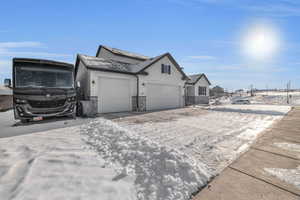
{"left": 135, "top": 74, "right": 139, "bottom": 111}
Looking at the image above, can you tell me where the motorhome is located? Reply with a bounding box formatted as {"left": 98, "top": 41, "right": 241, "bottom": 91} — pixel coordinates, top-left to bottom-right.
{"left": 11, "top": 58, "right": 76, "bottom": 122}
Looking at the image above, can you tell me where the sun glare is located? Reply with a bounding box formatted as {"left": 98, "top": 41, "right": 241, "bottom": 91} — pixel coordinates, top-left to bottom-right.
{"left": 241, "top": 21, "right": 281, "bottom": 61}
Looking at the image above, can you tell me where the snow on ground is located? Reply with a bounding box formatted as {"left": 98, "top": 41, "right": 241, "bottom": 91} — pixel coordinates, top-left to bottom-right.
{"left": 264, "top": 166, "right": 300, "bottom": 189}
{"left": 116, "top": 105, "right": 290, "bottom": 175}
{"left": 81, "top": 119, "right": 211, "bottom": 200}
{"left": 207, "top": 104, "right": 291, "bottom": 116}
{"left": 0, "top": 126, "right": 137, "bottom": 200}
{"left": 258, "top": 91, "right": 300, "bottom": 96}
{"left": 250, "top": 91, "right": 300, "bottom": 105}
{"left": 274, "top": 142, "right": 300, "bottom": 153}
{"left": 0, "top": 105, "right": 291, "bottom": 200}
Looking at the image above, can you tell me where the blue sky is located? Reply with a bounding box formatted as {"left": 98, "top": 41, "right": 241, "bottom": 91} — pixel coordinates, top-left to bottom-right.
{"left": 0, "top": 0, "right": 299, "bottom": 90}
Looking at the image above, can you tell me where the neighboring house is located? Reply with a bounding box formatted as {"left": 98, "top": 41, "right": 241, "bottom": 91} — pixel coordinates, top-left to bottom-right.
{"left": 0, "top": 85, "right": 13, "bottom": 111}
{"left": 185, "top": 73, "right": 211, "bottom": 105}
{"left": 75, "top": 45, "right": 188, "bottom": 113}
{"left": 210, "top": 85, "right": 225, "bottom": 97}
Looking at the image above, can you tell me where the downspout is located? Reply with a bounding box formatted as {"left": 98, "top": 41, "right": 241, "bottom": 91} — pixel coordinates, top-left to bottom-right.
{"left": 135, "top": 74, "right": 139, "bottom": 111}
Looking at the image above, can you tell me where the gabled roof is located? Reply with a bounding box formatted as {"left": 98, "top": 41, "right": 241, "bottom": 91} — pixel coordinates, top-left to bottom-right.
{"left": 187, "top": 73, "right": 211, "bottom": 85}
{"left": 75, "top": 54, "right": 146, "bottom": 75}
{"left": 96, "top": 45, "right": 149, "bottom": 61}
{"left": 75, "top": 53, "right": 188, "bottom": 80}
{"left": 134, "top": 53, "right": 188, "bottom": 80}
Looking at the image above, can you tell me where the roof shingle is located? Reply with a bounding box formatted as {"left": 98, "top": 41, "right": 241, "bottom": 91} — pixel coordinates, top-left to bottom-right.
{"left": 98, "top": 45, "right": 149, "bottom": 60}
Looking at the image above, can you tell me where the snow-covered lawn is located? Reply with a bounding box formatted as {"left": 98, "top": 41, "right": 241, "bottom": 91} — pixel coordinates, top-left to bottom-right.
{"left": 250, "top": 91, "right": 300, "bottom": 105}
{"left": 257, "top": 91, "right": 300, "bottom": 96}
{"left": 207, "top": 104, "right": 290, "bottom": 116}
{"left": 0, "top": 127, "right": 136, "bottom": 200}
{"left": 0, "top": 105, "right": 291, "bottom": 200}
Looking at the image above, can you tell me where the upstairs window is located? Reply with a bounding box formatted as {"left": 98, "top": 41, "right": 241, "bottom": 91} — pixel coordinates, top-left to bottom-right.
{"left": 198, "top": 86, "right": 207, "bottom": 96}
{"left": 161, "top": 64, "right": 171, "bottom": 74}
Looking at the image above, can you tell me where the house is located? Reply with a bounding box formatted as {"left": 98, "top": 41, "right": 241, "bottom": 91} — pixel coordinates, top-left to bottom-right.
{"left": 185, "top": 73, "right": 211, "bottom": 105}
{"left": 75, "top": 45, "right": 189, "bottom": 113}
{"left": 0, "top": 85, "right": 12, "bottom": 111}
{"left": 210, "top": 85, "right": 225, "bottom": 97}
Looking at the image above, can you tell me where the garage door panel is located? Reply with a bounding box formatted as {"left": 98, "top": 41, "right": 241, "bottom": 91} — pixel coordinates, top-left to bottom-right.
{"left": 147, "top": 83, "right": 180, "bottom": 110}
{"left": 98, "top": 77, "right": 131, "bottom": 113}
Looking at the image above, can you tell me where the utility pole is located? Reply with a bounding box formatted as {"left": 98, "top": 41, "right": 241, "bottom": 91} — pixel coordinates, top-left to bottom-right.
{"left": 250, "top": 84, "right": 254, "bottom": 97}
{"left": 287, "top": 81, "right": 291, "bottom": 104}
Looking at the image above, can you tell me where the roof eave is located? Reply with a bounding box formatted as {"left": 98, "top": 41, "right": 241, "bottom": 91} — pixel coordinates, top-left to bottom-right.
{"left": 96, "top": 45, "right": 148, "bottom": 61}
{"left": 138, "top": 53, "right": 188, "bottom": 80}
{"left": 187, "top": 74, "right": 211, "bottom": 85}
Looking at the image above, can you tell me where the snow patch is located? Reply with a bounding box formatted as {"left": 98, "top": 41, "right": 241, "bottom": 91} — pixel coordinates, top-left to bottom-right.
{"left": 264, "top": 166, "right": 300, "bottom": 189}
{"left": 208, "top": 104, "right": 290, "bottom": 116}
{"left": 0, "top": 127, "right": 137, "bottom": 200}
{"left": 274, "top": 142, "right": 300, "bottom": 155}
{"left": 81, "top": 118, "right": 211, "bottom": 200}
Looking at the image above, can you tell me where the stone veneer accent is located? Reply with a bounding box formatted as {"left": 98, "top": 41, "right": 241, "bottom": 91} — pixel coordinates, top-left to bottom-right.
{"left": 132, "top": 96, "right": 146, "bottom": 112}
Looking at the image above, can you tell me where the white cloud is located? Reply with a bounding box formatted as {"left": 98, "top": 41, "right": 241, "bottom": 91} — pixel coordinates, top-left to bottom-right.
{"left": 187, "top": 55, "right": 216, "bottom": 60}
{"left": 0, "top": 41, "right": 43, "bottom": 48}
{"left": 0, "top": 41, "right": 72, "bottom": 58}
{"left": 0, "top": 50, "right": 72, "bottom": 58}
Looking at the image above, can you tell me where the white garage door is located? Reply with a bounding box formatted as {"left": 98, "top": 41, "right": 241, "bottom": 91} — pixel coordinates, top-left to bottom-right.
{"left": 98, "top": 77, "right": 131, "bottom": 113}
{"left": 147, "top": 83, "right": 181, "bottom": 111}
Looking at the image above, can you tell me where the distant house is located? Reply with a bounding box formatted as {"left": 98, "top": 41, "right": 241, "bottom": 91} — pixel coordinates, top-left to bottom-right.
{"left": 210, "top": 85, "right": 225, "bottom": 97}
{"left": 185, "top": 74, "right": 211, "bottom": 105}
{"left": 0, "top": 85, "right": 12, "bottom": 111}
{"left": 75, "top": 45, "right": 189, "bottom": 113}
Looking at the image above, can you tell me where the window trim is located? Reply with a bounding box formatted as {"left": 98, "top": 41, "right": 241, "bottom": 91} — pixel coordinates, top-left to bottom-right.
{"left": 198, "top": 86, "right": 207, "bottom": 96}
{"left": 161, "top": 64, "right": 171, "bottom": 74}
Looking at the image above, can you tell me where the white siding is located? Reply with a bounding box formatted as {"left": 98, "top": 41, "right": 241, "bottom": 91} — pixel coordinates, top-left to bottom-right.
{"left": 194, "top": 76, "right": 210, "bottom": 96}
{"left": 139, "top": 56, "right": 185, "bottom": 109}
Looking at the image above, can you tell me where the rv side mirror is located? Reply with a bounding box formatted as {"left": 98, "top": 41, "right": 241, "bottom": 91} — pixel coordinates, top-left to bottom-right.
{"left": 4, "top": 79, "right": 11, "bottom": 87}
{"left": 76, "top": 81, "right": 81, "bottom": 88}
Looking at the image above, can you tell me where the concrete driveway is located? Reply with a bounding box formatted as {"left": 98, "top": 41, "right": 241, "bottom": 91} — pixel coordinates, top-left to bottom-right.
{"left": 0, "top": 110, "right": 92, "bottom": 138}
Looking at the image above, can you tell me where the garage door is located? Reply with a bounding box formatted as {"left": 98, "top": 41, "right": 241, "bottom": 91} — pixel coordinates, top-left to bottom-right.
{"left": 98, "top": 77, "right": 131, "bottom": 113}
{"left": 147, "top": 83, "right": 181, "bottom": 111}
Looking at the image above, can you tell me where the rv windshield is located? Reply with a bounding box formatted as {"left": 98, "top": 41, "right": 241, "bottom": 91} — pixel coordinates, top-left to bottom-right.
{"left": 15, "top": 66, "right": 73, "bottom": 88}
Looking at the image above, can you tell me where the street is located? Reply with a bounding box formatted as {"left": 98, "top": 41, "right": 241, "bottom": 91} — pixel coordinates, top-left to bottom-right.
{"left": 0, "top": 110, "right": 92, "bottom": 138}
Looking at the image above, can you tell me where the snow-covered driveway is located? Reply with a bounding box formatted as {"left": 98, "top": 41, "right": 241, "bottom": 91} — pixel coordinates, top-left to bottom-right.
{"left": 115, "top": 105, "right": 291, "bottom": 173}
{"left": 0, "top": 105, "right": 291, "bottom": 200}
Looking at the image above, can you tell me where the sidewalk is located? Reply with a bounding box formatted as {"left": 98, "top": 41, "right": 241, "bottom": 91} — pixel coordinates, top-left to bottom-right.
{"left": 193, "top": 107, "right": 300, "bottom": 200}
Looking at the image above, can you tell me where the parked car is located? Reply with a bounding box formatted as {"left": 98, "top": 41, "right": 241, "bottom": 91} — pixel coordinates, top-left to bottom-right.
{"left": 232, "top": 99, "right": 251, "bottom": 104}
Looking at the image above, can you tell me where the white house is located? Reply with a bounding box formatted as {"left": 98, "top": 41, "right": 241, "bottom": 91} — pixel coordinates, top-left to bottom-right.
{"left": 75, "top": 45, "right": 189, "bottom": 113}
{"left": 185, "top": 73, "right": 211, "bottom": 105}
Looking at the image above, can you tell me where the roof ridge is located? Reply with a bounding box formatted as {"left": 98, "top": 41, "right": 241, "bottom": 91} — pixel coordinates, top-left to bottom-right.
{"left": 98, "top": 45, "right": 149, "bottom": 60}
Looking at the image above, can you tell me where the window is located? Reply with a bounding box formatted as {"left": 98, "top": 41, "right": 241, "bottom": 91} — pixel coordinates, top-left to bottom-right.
{"left": 161, "top": 64, "right": 171, "bottom": 74}
{"left": 15, "top": 66, "right": 73, "bottom": 88}
{"left": 198, "top": 86, "right": 207, "bottom": 96}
